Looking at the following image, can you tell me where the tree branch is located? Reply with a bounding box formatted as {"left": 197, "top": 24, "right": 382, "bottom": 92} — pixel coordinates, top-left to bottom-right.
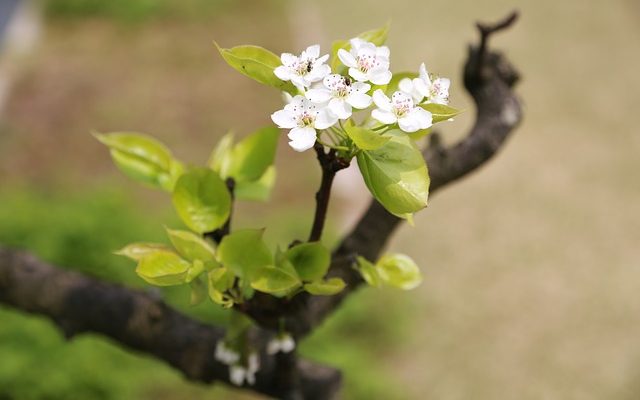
{"left": 0, "top": 248, "right": 341, "bottom": 400}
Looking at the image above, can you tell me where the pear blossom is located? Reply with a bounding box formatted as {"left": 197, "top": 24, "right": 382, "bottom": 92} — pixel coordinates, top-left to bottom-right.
{"left": 267, "top": 333, "right": 296, "bottom": 355}
{"left": 271, "top": 95, "right": 338, "bottom": 152}
{"left": 215, "top": 340, "right": 240, "bottom": 365}
{"left": 337, "top": 38, "right": 392, "bottom": 85}
{"left": 274, "top": 45, "right": 330, "bottom": 89}
{"left": 306, "top": 74, "right": 372, "bottom": 119}
{"left": 229, "top": 353, "right": 260, "bottom": 386}
{"left": 371, "top": 89, "right": 432, "bottom": 133}
{"left": 399, "top": 63, "right": 450, "bottom": 105}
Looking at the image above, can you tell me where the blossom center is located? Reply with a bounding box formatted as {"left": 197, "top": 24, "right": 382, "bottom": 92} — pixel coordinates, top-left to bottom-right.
{"left": 356, "top": 54, "right": 380, "bottom": 73}
{"left": 293, "top": 58, "right": 314, "bottom": 76}
{"left": 392, "top": 93, "right": 413, "bottom": 117}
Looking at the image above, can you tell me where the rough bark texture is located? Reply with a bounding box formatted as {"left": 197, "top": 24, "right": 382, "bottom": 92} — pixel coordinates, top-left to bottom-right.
{"left": 0, "top": 12, "right": 521, "bottom": 400}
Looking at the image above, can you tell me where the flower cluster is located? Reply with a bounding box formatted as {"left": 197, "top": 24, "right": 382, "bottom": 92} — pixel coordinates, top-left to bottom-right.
{"left": 215, "top": 340, "right": 260, "bottom": 386}
{"left": 271, "top": 38, "right": 451, "bottom": 152}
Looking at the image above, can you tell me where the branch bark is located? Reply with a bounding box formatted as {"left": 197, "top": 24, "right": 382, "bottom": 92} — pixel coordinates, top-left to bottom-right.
{"left": 0, "top": 248, "right": 341, "bottom": 400}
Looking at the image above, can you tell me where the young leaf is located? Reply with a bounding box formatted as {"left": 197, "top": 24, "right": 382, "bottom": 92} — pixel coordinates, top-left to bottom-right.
{"left": 217, "top": 229, "right": 273, "bottom": 281}
{"left": 358, "top": 22, "right": 391, "bottom": 46}
{"left": 165, "top": 228, "right": 215, "bottom": 262}
{"left": 228, "top": 126, "right": 280, "bottom": 182}
{"left": 114, "top": 242, "right": 171, "bottom": 261}
{"left": 251, "top": 266, "right": 301, "bottom": 294}
{"left": 419, "top": 103, "right": 462, "bottom": 124}
{"left": 208, "top": 268, "right": 235, "bottom": 308}
{"left": 189, "top": 276, "right": 208, "bottom": 306}
{"left": 304, "top": 278, "right": 346, "bottom": 295}
{"left": 215, "top": 43, "right": 297, "bottom": 95}
{"left": 344, "top": 124, "right": 391, "bottom": 150}
{"left": 171, "top": 168, "right": 231, "bottom": 234}
{"left": 356, "top": 132, "right": 430, "bottom": 216}
{"left": 407, "top": 128, "right": 432, "bottom": 141}
{"left": 136, "top": 250, "right": 191, "bottom": 286}
{"left": 356, "top": 256, "right": 383, "bottom": 287}
{"left": 208, "top": 131, "right": 235, "bottom": 178}
{"left": 94, "top": 132, "right": 180, "bottom": 191}
{"left": 186, "top": 259, "right": 206, "bottom": 282}
{"left": 377, "top": 253, "right": 422, "bottom": 290}
{"left": 285, "top": 242, "right": 330, "bottom": 282}
{"left": 234, "top": 166, "right": 276, "bottom": 201}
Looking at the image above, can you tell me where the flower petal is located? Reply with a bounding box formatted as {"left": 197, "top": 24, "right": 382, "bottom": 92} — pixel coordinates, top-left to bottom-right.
{"left": 304, "top": 44, "right": 320, "bottom": 58}
{"left": 368, "top": 69, "right": 392, "bottom": 85}
{"left": 328, "top": 98, "right": 352, "bottom": 119}
{"left": 306, "top": 88, "right": 332, "bottom": 103}
{"left": 346, "top": 92, "right": 372, "bottom": 109}
{"left": 376, "top": 46, "right": 390, "bottom": 59}
{"left": 372, "top": 89, "right": 392, "bottom": 111}
{"left": 288, "top": 127, "right": 317, "bottom": 152}
{"left": 271, "top": 109, "right": 297, "bottom": 129}
{"left": 371, "top": 109, "right": 397, "bottom": 124}
{"left": 419, "top": 63, "right": 429, "bottom": 82}
{"left": 414, "top": 77, "right": 429, "bottom": 99}
{"left": 314, "top": 108, "right": 338, "bottom": 129}
{"left": 398, "top": 108, "right": 432, "bottom": 132}
{"left": 351, "top": 82, "right": 371, "bottom": 93}
{"left": 338, "top": 49, "right": 357, "bottom": 68}
{"left": 348, "top": 67, "right": 369, "bottom": 82}
{"left": 398, "top": 78, "right": 414, "bottom": 95}
{"left": 274, "top": 66, "right": 292, "bottom": 81}
{"left": 281, "top": 53, "right": 297, "bottom": 66}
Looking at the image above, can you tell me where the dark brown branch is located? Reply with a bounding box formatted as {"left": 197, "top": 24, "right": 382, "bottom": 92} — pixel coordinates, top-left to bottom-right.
{"left": 308, "top": 143, "right": 350, "bottom": 242}
{"left": 0, "top": 248, "right": 341, "bottom": 400}
{"left": 242, "top": 11, "right": 523, "bottom": 337}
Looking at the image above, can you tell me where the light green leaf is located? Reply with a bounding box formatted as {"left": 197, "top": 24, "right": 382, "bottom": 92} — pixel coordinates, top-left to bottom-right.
{"left": 229, "top": 126, "right": 280, "bottom": 182}
{"left": 356, "top": 132, "right": 430, "bottom": 216}
{"left": 377, "top": 253, "right": 422, "bottom": 290}
{"left": 304, "top": 278, "right": 346, "bottom": 295}
{"left": 420, "top": 103, "right": 462, "bottom": 124}
{"left": 208, "top": 131, "right": 235, "bottom": 178}
{"left": 94, "top": 132, "right": 180, "bottom": 191}
{"left": 356, "top": 256, "right": 383, "bottom": 287}
{"left": 344, "top": 124, "right": 391, "bottom": 150}
{"left": 136, "top": 250, "right": 191, "bottom": 286}
{"left": 114, "top": 242, "right": 171, "bottom": 261}
{"left": 208, "top": 268, "right": 235, "bottom": 307}
{"left": 166, "top": 228, "right": 215, "bottom": 262}
{"left": 251, "top": 266, "right": 301, "bottom": 294}
{"left": 215, "top": 43, "right": 297, "bottom": 95}
{"left": 217, "top": 229, "right": 273, "bottom": 281}
{"left": 358, "top": 22, "right": 391, "bottom": 46}
{"left": 407, "top": 128, "right": 432, "bottom": 141}
{"left": 385, "top": 71, "right": 418, "bottom": 94}
{"left": 234, "top": 166, "right": 276, "bottom": 201}
{"left": 171, "top": 168, "right": 231, "bottom": 234}
{"left": 189, "top": 276, "right": 207, "bottom": 306}
{"left": 330, "top": 39, "right": 349, "bottom": 73}
{"left": 285, "top": 242, "right": 330, "bottom": 282}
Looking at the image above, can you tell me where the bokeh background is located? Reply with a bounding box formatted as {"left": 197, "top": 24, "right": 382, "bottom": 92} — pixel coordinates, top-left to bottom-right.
{"left": 0, "top": 0, "right": 639, "bottom": 399}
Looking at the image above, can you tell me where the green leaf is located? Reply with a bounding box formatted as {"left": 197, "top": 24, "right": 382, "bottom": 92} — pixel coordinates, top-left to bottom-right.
{"left": 189, "top": 276, "right": 208, "bottom": 306}
{"left": 251, "top": 266, "right": 301, "bottom": 294}
{"left": 358, "top": 22, "right": 391, "bottom": 46}
{"left": 330, "top": 39, "right": 349, "bottom": 73}
{"left": 385, "top": 71, "right": 418, "bottom": 94}
{"left": 217, "top": 229, "right": 273, "bottom": 280}
{"left": 407, "top": 128, "right": 432, "bottom": 141}
{"left": 166, "top": 228, "right": 215, "bottom": 262}
{"left": 94, "top": 132, "right": 180, "bottom": 191}
{"left": 229, "top": 126, "right": 280, "bottom": 182}
{"left": 208, "top": 131, "right": 235, "bottom": 178}
{"left": 215, "top": 43, "right": 297, "bottom": 95}
{"left": 304, "top": 278, "right": 346, "bottom": 295}
{"left": 356, "top": 132, "right": 430, "bottom": 216}
{"left": 419, "top": 103, "right": 462, "bottom": 124}
{"left": 356, "top": 256, "right": 383, "bottom": 287}
{"left": 136, "top": 250, "right": 191, "bottom": 286}
{"left": 186, "top": 259, "right": 206, "bottom": 282}
{"left": 114, "top": 242, "right": 171, "bottom": 261}
{"left": 234, "top": 166, "right": 276, "bottom": 201}
{"left": 344, "top": 124, "right": 391, "bottom": 150}
{"left": 377, "top": 253, "right": 422, "bottom": 290}
{"left": 171, "top": 168, "right": 231, "bottom": 234}
{"left": 208, "top": 268, "right": 235, "bottom": 307}
{"left": 285, "top": 242, "right": 330, "bottom": 282}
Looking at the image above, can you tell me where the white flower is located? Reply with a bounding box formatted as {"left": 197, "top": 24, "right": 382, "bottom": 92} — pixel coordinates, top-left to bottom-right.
{"left": 399, "top": 63, "right": 450, "bottom": 105}
{"left": 215, "top": 341, "right": 240, "bottom": 365}
{"left": 271, "top": 95, "right": 338, "bottom": 152}
{"left": 306, "top": 74, "right": 372, "bottom": 119}
{"left": 337, "top": 38, "right": 392, "bottom": 85}
{"left": 267, "top": 333, "right": 296, "bottom": 355}
{"left": 229, "top": 353, "right": 260, "bottom": 386}
{"left": 371, "top": 90, "right": 433, "bottom": 133}
{"left": 274, "top": 45, "right": 331, "bottom": 89}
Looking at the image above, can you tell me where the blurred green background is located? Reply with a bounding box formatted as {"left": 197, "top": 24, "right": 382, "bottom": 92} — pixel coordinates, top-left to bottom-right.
{"left": 0, "top": 0, "right": 638, "bottom": 399}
